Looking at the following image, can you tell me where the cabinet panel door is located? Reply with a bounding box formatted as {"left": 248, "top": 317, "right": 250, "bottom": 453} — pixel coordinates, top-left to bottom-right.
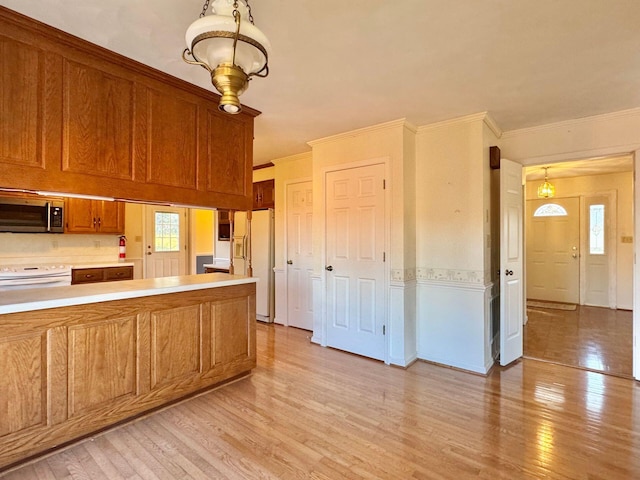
{"left": 254, "top": 179, "right": 275, "bottom": 210}
{"left": 145, "top": 88, "right": 198, "bottom": 189}
{"left": 98, "top": 201, "right": 125, "bottom": 234}
{"left": 65, "top": 198, "right": 96, "bottom": 233}
{"left": 0, "top": 334, "right": 45, "bottom": 437}
{"left": 206, "top": 112, "right": 250, "bottom": 196}
{"left": 211, "top": 296, "right": 251, "bottom": 367}
{"left": 0, "top": 36, "right": 44, "bottom": 169}
{"left": 62, "top": 59, "right": 134, "bottom": 179}
{"left": 68, "top": 317, "right": 137, "bottom": 417}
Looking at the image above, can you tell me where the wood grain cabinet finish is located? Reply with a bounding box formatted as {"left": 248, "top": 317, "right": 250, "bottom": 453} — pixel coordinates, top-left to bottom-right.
{"left": 0, "top": 282, "right": 256, "bottom": 470}
{"left": 71, "top": 266, "right": 133, "bottom": 285}
{"left": 0, "top": 7, "right": 257, "bottom": 211}
{"left": 253, "top": 179, "right": 275, "bottom": 210}
{"left": 65, "top": 198, "right": 125, "bottom": 234}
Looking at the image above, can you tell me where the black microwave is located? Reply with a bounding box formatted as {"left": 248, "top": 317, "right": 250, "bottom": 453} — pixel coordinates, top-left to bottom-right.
{"left": 0, "top": 196, "right": 64, "bottom": 233}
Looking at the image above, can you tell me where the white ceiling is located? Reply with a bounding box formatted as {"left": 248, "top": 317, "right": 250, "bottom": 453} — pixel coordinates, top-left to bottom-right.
{"left": 524, "top": 155, "right": 634, "bottom": 181}
{"left": 3, "top": 0, "right": 640, "bottom": 165}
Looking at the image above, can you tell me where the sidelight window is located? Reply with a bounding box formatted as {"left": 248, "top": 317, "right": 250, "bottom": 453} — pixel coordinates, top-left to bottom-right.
{"left": 589, "top": 204, "right": 605, "bottom": 255}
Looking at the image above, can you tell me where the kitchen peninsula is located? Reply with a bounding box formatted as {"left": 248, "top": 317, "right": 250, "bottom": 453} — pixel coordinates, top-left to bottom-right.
{"left": 0, "top": 274, "right": 257, "bottom": 470}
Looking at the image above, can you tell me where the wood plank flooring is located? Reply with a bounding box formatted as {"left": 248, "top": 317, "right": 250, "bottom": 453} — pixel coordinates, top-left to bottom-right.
{"left": 3, "top": 323, "right": 640, "bottom": 479}
{"left": 524, "top": 304, "right": 633, "bottom": 377}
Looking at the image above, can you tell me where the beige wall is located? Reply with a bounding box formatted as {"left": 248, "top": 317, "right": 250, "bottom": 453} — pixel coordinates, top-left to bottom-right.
{"left": 416, "top": 115, "right": 487, "bottom": 276}
{"left": 525, "top": 171, "right": 633, "bottom": 309}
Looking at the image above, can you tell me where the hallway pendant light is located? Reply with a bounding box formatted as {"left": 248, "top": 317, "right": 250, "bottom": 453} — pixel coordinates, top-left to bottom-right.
{"left": 183, "top": 0, "right": 271, "bottom": 114}
{"left": 537, "top": 167, "right": 556, "bottom": 198}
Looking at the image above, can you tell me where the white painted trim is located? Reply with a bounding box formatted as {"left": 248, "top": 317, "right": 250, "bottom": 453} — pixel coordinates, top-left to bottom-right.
{"left": 416, "top": 111, "right": 499, "bottom": 135}
{"left": 634, "top": 150, "right": 639, "bottom": 380}
{"left": 501, "top": 107, "right": 640, "bottom": 139}
{"left": 510, "top": 145, "right": 640, "bottom": 167}
{"left": 308, "top": 119, "right": 407, "bottom": 147}
{"left": 271, "top": 151, "right": 312, "bottom": 166}
{"left": 417, "top": 278, "right": 491, "bottom": 292}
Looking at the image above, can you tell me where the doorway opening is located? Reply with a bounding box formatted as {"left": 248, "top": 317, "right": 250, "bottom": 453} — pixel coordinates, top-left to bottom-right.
{"left": 522, "top": 155, "right": 634, "bottom": 377}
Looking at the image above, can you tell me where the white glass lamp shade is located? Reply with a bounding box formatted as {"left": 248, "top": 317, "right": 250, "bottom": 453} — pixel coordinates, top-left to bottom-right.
{"left": 185, "top": 1, "right": 271, "bottom": 77}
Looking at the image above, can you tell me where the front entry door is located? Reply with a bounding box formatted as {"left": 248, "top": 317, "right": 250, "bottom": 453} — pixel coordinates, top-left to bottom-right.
{"left": 145, "top": 206, "right": 187, "bottom": 278}
{"left": 526, "top": 197, "right": 580, "bottom": 303}
{"left": 500, "top": 158, "right": 524, "bottom": 366}
{"left": 325, "top": 163, "right": 386, "bottom": 361}
{"left": 286, "top": 181, "right": 314, "bottom": 330}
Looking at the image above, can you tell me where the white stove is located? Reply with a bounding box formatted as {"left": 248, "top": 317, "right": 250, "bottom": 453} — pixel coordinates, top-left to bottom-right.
{"left": 0, "top": 264, "right": 72, "bottom": 291}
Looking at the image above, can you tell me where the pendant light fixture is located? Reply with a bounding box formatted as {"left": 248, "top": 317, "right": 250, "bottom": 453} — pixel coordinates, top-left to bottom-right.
{"left": 183, "top": 0, "right": 271, "bottom": 114}
{"left": 537, "top": 167, "right": 556, "bottom": 198}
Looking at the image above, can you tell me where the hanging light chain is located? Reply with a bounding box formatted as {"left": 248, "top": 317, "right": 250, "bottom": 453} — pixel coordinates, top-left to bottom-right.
{"left": 199, "top": 0, "right": 210, "bottom": 17}
{"left": 245, "top": 0, "right": 255, "bottom": 24}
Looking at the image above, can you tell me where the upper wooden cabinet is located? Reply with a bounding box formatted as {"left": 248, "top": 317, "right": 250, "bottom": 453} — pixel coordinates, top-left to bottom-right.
{"left": 253, "top": 179, "right": 275, "bottom": 210}
{"left": 0, "top": 7, "right": 257, "bottom": 211}
{"left": 65, "top": 198, "right": 125, "bottom": 234}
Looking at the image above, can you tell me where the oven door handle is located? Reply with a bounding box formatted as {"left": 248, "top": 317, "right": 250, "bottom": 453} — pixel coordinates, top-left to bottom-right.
{"left": 0, "top": 277, "right": 70, "bottom": 287}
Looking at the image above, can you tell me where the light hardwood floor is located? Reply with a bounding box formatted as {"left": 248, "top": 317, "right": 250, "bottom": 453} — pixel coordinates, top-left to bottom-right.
{"left": 524, "top": 304, "right": 633, "bottom": 377}
{"left": 3, "top": 323, "right": 640, "bottom": 479}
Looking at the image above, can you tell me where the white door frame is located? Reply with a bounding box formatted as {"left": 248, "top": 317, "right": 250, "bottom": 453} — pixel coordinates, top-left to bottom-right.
{"left": 282, "top": 176, "right": 313, "bottom": 328}
{"left": 520, "top": 147, "right": 639, "bottom": 380}
{"left": 319, "top": 157, "right": 391, "bottom": 364}
{"left": 579, "top": 190, "right": 617, "bottom": 308}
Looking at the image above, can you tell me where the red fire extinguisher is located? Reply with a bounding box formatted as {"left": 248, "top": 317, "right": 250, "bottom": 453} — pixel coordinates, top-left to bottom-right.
{"left": 119, "top": 236, "right": 127, "bottom": 261}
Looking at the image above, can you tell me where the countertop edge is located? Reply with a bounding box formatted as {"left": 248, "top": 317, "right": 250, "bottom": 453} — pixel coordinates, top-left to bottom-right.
{"left": 0, "top": 274, "right": 257, "bottom": 315}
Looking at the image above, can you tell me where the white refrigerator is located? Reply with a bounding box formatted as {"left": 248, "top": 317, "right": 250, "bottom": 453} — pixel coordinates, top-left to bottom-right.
{"left": 233, "top": 209, "right": 275, "bottom": 323}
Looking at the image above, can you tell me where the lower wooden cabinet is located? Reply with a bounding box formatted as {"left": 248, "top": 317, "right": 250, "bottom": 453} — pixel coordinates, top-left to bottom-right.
{"left": 71, "top": 265, "right": 133, "bottom": 284}
{"left": 0, "top": 283, "right": 256, "bottom": 470}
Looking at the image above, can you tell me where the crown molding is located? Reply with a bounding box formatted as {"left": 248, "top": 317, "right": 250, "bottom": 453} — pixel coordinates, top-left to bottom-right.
{"left": 416, "top": 111, "right": 501, "bottom": 136}
{"left": 501, "top": 107, "right": 640, "bottom": 139}
{"left": 271, "top": 151, "right": 312, "bottom": 166}
{"left": 308, "top": 118, "right": 409, "bottom": 147}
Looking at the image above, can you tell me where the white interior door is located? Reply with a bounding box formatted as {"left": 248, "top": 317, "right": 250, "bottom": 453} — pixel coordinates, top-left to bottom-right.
{"left": 286, "top": 181, "right": 314, "bottom": 330}
{"left": 526, "top": 197, "right": 580, "bottom": 303}
{"left": 500, "top": 158, "right": 524, "bottom": 367}
{"left": 325, "top": 164, "right": 386, "bottom": 361}
{"left": 584, "top": 195, "right": 611, "bottom": 307}
{"left": 145, "top": 206, "right": 187, "bottom": 278}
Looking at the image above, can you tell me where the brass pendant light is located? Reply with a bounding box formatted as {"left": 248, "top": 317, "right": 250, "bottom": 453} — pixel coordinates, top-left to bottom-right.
{"left": 183, "top": 0, "right": 271, "bottom": 114}
{"left": 537, "top": 167, "right": 556, "bottom": 198}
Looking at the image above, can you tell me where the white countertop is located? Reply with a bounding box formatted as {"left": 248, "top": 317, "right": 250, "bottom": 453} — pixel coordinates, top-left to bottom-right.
{"left": 0, "top": 273, "right": 257, "bottom": 315}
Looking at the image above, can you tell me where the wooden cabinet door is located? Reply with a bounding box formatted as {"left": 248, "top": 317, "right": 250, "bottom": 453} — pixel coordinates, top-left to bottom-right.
{"left": 62, "top": 59, "right": 134, "bottom": 181}
{"left": 253, "top": 179, "right": 275, "bottom": 210}
{"left": 97, "top": 201, "right": 125, "bottom": 234}
{"left": 0, "top": 36, "right": 46, "bottom": 171}
{"left": 65, "top": 199, "right": 124, "bottom": 233}
{"left": 65, "top": 198, "right": 97, "bottom": 233}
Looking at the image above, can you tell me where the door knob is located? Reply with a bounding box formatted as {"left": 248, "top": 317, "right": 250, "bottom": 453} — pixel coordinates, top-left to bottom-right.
{"left": 287, "top": 260, "right": 293, "bottom": 265}
{"left": 325, "top": 265, "right": 333, "bottom": 272}
{"left": 505, "top": 269, "right": 513, "bottom": 276}
{"left": 572, "top": 253, "right": 578, "bottom": 259}
{"left": 146, "top": 251, "right": 152, "bottom": 255}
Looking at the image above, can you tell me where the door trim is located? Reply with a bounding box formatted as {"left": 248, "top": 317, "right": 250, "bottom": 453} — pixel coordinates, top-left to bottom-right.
{"left": 320, "top": 157, "right": 391, "bottom": 363}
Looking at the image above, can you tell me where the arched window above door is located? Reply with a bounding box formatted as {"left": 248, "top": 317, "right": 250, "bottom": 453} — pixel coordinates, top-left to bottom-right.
{"left": 533, "top": 203, "right": 568, "bottom": 217}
